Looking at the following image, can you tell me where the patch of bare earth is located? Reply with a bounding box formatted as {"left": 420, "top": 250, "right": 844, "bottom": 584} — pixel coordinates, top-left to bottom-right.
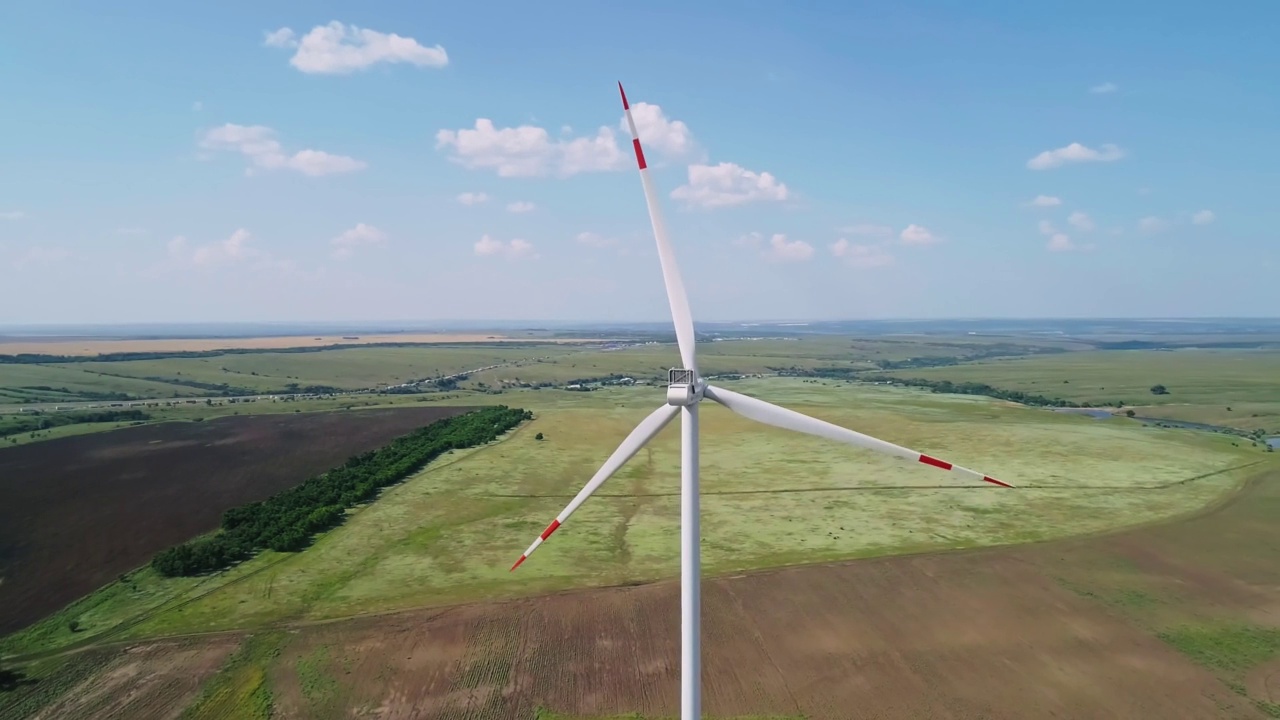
{"left": 29, "top": 638, "right": 238, "bottom": 720}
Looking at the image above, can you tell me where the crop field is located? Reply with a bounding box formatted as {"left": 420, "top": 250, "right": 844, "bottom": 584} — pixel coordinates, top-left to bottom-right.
{"left": 876, "top": 348, "right": 1280, "bottom": 432}
{"left": 5, "top": 465, "right": 1276, "bottom": 719}
{"left": 0, "top": 406, "right": 471, "bottom": 636}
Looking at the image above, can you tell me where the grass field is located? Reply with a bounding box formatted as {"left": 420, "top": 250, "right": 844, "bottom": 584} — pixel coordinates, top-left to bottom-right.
{"left": 877, "top": 348, "right": 1280, "bottom": 432}
{"left": 3, "top": 330, "right": 1280, "bottom": 718}
{"left": 2, "top": 378, "right": 1259, "bottom": 660}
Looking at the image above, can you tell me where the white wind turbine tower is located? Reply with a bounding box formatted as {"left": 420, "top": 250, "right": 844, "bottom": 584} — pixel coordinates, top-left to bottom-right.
{"left": 511, "top": 83, "right": 1015, "bottom": 720}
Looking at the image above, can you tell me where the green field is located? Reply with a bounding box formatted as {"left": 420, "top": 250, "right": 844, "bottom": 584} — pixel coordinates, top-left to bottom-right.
{"left": 876, "top": 348, "right": 1280, "bottom": 432}
{"left": 3, "top": 376, "right": 1260, "bottom": 659}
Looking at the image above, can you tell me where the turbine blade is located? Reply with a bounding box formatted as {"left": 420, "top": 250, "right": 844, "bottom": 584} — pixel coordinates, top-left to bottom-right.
{"left": 703, "top": 384, "right": 1014, "bottom": 488}
{"left": 510, "top": 403, "right": 679, "bottom": 570}
{"left": 619, "top": 82, "right": 697, "bottom": 373}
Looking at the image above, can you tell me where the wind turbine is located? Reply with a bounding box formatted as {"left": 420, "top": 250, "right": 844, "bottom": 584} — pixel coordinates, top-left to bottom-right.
{"left": 510, "top": 83, "right": 1015, "bottom": 720}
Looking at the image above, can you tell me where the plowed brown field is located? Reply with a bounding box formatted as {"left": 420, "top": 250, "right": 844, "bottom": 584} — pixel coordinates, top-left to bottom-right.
{"left": 0, "top": 407, "right": 472, "bottom": 635}
{"left": 6, "top": 467, "right": 1278, "bottom": 719}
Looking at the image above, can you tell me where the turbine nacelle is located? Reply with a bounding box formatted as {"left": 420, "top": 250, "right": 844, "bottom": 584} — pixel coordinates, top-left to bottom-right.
{"left": 666, "top": 368, "right": 703, "bottom": 406}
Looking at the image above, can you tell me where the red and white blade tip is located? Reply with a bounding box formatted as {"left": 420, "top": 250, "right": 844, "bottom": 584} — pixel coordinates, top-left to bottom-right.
{"left": 917, "top": 453, "right": 1014, "bottom": 488}
{"left": 618, "top": 82, "right": 629, "bottom": 110}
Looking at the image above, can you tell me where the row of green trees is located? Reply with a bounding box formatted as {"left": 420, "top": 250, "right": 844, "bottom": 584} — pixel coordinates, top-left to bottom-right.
{"left": 0, "top": 409, "right": 149, "bottom": 438}
{"left": 864, "top": 375, "right": 1083, "bottom": 408}
{"left": 151, "top": 405, "right": 532, "bottom": 577}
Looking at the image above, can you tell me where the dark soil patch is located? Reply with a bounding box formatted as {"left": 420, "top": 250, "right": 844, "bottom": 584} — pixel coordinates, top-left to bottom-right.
{"left": 0, "top": 407, "right": 473, "bottom": 635}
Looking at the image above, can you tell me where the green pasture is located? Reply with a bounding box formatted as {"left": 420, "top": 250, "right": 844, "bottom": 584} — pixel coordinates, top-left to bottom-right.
{"left": 54, "top": 344, "right": 588, "bottom": 393}
{"left": 3, "top": 378, "right": 1259, "bottom": 658}
{"left": 878, "top": 349, "right": 1280, "bottom": 431}
{"left": 0, "top": 364, "right": 207, "bottom": 405}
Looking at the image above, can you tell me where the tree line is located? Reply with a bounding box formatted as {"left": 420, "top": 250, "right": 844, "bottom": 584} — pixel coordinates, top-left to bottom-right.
{"left": 862, "top": 375, "right": 1084, "bottom": 407}
{"left": 151, "top": 405, "right": 532, "bottom": 577}
{"left": 0, "top": 409, "right": 149, "bottom": 438}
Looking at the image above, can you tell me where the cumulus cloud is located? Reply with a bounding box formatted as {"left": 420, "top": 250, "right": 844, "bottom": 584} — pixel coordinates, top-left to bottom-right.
{"left": 1028, "top": 195, "right": 1062, "bottom": 207}
{"left": 171, "top": 229, "right": 258, "bottom": 267}
{"left": 1090, "top": 82, "right": 1118, "bottom": 94}
{"left": 735, "top": 232, "right": 813, "bottom": 262}
{"left": 0, "top": 210, "right": 25, "bottom": 220}
{"left": 199, "top": 124, "right": 366, "bottom": 177}
{"left": 1138, "top": 216, "right": 1168, "bottom": 234}
{"left": 1192, "top": 209, "right": 1215, "bottom": 225}
{"left": 505, "top": 201, "right": 536, "bottom": 213}
{"left": 456, "top": 192, "right": 489, "bottom": 205}
{"left": 1046, "top": 233, "right": 1078, "bottom": 252}
{"left": 576, "top": 231, "right": 618, "bottom": 248}
{"left": 264, "top": 21, "right": 448, "bottom": 74}
{"left": 1067, "top": 211, "right": 1095, "bottom": 232}
{"left": 762, "top": 234, "right": 813, "bottom": 262}
{"left": 899, "top": 224, "right": 941, "bottom": 246}
{"left": 331, "top": 223, "right": 386, "bottom": 259}
{"left": 1038, "top": 220, "right": 1056, "bottom": 236}
{"left": 619, "top": 102, "right": 701, "bottom": 162}
{"left": 1026, "top": 142, "right": 1125, "bottom": 170}
{"left": 436, "top": 103, "right": 700, "bottom": 179}
{"left": 436, "top": 120, "right": 623, "bottom": 177}
{"left": 474, "top": 234, "right": 536, "bottom": 260}
{"left": 670, "top": 162, "right": 789, "bottom": 209}
{"left": 830, "top": 238, "right": 893, "bottom": 268}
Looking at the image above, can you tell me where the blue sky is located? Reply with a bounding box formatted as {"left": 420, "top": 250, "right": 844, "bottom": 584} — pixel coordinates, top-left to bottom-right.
{"left": 2, "top": 1, "right": 1277, "bottom": 325}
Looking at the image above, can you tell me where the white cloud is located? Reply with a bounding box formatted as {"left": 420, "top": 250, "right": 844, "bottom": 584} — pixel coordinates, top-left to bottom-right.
{"left": 263, "top": 28, "right": 296, "bottom": 47}
{"left": 1038, "top": 220, "right": 1056, "bottom": 236}
{"left": 165, "top": 229, "right": 290, "bottom": 271}
{"left": 436, "top": 119, "right": 623, "bottom": 178}
{"left": 899, "top": 224, "right": 941, "bottom": 246}
{"left": 199, "top": 124, "right": 366, "bottom": 177}
{"left": 1090, "top": 82, "right": 1118, "bottom": 94}
{"left": 762, "top": 234, "right": 813, "bottom": 262}
{"left": 13, "top": 245, "right": 71, "bottom": 269}
{"left": 456, "top": 192, "right": 489, "bottom": 206}
{"left": 830, "top": 238, "right": 893, "bottom": 268}
{"left": 1046, "top": 233, "right": 1077, "bottom": 252}
{"left": 670, "top": 162, "right": 790, "bottom": 209}
{"left": 192, "top": 100, "right": 203, "bottom": 112}
{"left": 1067, "top": 211, "right": 1095, "bottom": 232}
{"left": 1192, "top": 209, "right": 1215, "bottom": 225}
{"left": 1138, "top": 216, "right": 1167, "bottom": 234}
{"left": 0, "top": 210, "right": 25, "bottom": 220}
{"left": 265, "top": 21, "right": 448, "bottom": 75}
{"left": 576, "top": 231, "right": 618, "bottom": 248}
{"left": 1028, "top": 195, "right": 1062, "bottom": 207}
{"left": 506, "top": 201, "right": 536, "bottom": 213}
{"left": 1026, "top": 142, "right": 1125, "bottom": 170}
{"left": 331, "top": 223, "right": 386, "bottom": 259}
{"left": 837, "top": 223, "right": 893, "bottom": 239}
{"left": 437, "top": 103, "right": 704, "bottom": 179}
{"left": 619, "top": 102, "right": 701, "bottom": 162}
{"left": 474, "top": 234, "right": 536, "bottom": 260}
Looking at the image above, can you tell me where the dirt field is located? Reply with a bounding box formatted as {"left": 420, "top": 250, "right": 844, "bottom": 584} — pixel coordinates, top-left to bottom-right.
{"left": 6, "top": 467, "right": 1278, "bottom": 719}
{"left": 0, "top": 407, "right": 472, "bottom": 636}
{"left": 0, "top": 333, "right": 593, "bottom": 356}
